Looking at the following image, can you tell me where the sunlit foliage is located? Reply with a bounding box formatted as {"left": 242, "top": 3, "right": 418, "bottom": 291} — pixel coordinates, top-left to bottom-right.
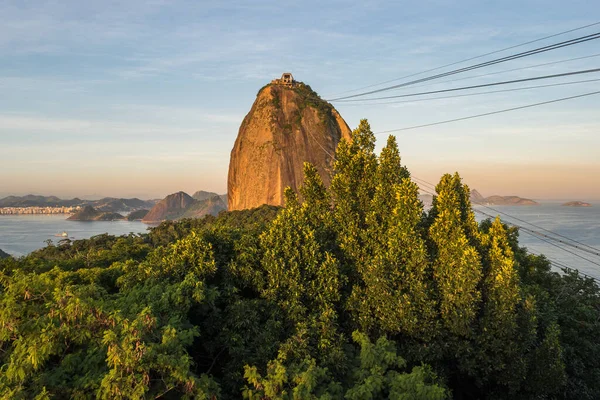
{"left": 1, "top": 119, "right": 599, "bottom": 399}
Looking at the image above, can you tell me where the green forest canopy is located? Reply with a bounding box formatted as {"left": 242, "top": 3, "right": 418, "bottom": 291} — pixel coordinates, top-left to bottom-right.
{"left": 1, "top": 119, "right": 600, "bottom": 399}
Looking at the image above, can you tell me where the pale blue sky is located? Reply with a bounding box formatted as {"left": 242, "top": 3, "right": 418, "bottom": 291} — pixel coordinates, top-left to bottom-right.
{"left": 1, "top": 0, "right": 599, "bottom": 200}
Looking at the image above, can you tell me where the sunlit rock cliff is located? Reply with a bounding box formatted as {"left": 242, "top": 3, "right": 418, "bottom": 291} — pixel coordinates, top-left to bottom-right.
{"left": 227, "top": 74, "right": 352, "bottom": 211}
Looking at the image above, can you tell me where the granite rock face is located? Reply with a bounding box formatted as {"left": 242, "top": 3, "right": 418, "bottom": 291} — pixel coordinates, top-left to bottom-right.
{"left": 227, "top": 81, "right": 352, "bottom": 211}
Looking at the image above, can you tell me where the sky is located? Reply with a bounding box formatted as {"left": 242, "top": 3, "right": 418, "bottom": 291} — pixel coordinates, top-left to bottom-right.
{"left": 1, "top": 0, "right": 599, "bottom": 201}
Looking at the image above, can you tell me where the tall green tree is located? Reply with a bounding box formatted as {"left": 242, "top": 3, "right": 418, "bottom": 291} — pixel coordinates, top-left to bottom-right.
{"left": 349, "top": 136, "right": 435, "bottom": 338}
{"left": 261, "top": 164, "right": 344, "bottom": 367}
{"left": 330, "top": 119, "right": 378, "bottom": 266}
{"left": 428, "top": 173, "right": 482, "bottom": 337}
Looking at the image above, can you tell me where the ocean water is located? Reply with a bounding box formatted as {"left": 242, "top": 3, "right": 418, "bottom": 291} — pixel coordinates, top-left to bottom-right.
{"left": 0, "top": 214, "right": 149, "bottom": 257}
{"left": 473, "top": 202, "right": 600, "bottom": 280}
{"left": 1, "top": 204, "right": 599, "bottom": 279}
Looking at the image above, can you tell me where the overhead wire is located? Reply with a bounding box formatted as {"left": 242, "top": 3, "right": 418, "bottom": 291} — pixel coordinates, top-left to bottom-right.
{"left": 412, "top": 176, "right": 598, "bottom": 250}
{"left": 328, "top": 31, "right": 600, "bottom": 101}
{"left": 414, "top": 180, "right": 600, "bottom": 274}
{"left": 299, "top": 124, "right": 600, "bottom": 279}
{"left": 335, "top": 78, "right": 600, "bottom": 106}
{"left": 334, "top": 68, "right": 600, "bottom": 102}
{"left": 374, "top": 89, "right": 600, "bottom": 134}
{"left": 412, "top": 176, "right": 600, "bottom": 256}
{"left": 468, "top": 202, "right": 600, "bottom": 254}
{"left": 526, "top": 249, "right": 600, "bottom": 283}
{"left": 327, "top": 21, "right": 600, "bottom": 98}
{"left": 474, "top": 207, "right": 600, "bottom": 268}
{"left": 380, "top": 52, "right": 600, "bottom": 94}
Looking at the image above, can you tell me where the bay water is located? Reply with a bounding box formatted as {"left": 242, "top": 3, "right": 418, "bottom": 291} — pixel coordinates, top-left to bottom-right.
{"left": 0, "top": 214, "right": 149, "bottom": 257}
{"left": 1, "top": 203, "right": 599, "bottom": 279}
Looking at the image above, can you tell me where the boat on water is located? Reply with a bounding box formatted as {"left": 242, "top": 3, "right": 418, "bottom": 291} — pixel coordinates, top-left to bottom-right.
{"left": 54, "top": 231, "right": 69, "bottom": 237}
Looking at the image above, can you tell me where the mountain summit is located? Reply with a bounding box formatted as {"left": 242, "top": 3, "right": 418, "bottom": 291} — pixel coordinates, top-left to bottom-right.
{"left": 227, "top": 74, "right": 352, "bottom": 211}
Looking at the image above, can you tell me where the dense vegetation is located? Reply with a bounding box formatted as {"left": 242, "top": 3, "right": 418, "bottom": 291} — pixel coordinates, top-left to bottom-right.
{"left": 2, "top": 120, "right": 600, "bottom": 399}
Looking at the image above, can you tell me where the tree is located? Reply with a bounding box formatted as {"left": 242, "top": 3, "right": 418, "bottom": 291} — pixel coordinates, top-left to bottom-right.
{"left": 261, "top": 164, "right": 344, "bottom": 368}
{"left": 428, "top": 173, "right": 482, "bottom": 337}
{"left": 349, "top": 136, "right": 434, "bottom": 338}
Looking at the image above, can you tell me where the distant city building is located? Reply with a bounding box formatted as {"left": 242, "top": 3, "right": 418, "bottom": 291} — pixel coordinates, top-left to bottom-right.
{"left": 0, "top": 206, "right": 81, "bottom": 215}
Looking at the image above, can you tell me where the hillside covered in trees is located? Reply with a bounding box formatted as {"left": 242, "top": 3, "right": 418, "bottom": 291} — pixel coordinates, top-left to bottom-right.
{"left": 1, "top": 120, "right": 599, "bottom": 399}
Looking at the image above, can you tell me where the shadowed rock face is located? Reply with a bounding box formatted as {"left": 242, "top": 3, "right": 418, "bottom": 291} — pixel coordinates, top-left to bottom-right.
{"left": 227, "top": 82, "right": 352, "bottom": 211}
{"left": 0, "top": 248, "right": 10, "bottom": 259}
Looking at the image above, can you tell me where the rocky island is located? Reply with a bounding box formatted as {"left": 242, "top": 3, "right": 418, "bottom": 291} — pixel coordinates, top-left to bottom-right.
{"left": 126, "top": 209, "right": 150, "bottom": 220}
{"left": 469, "top": 190, "right": 539, "bottom": 206}
{"left": 562, "top": 201, "right": 592, "bottom": 207}
{"left": 67, "top": 205, "right": 125, "bottom": 221}
{"left": 482, "top": 195, "right": 539, "bottom": 206}
{"left": 0, "top": 249, "right": 10, "bottom": 259}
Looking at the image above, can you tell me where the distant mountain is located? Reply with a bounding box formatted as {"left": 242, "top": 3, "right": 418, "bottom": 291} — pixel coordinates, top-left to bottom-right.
{"left": 143, "top": 192, "right": 227, "bottom": 223}
{"left": 419, "top": 190, "right": 536, "bottom": 207}
{"left": 482, "top": 195, "right": 539, "bottom": 206}
{"left": 126, "top": 209, "right": 150, "bottom": 220}
{"left": 192, "top": 190, "right": 219, "bottom": 201}
{"left": 0, "top": 195, "right": 82, "bottom": 207}
{"left": 143, "top": 192, "right": 197, "bottom": 222}
{"left": 67, "top": 206, "right": 124, "bottom": 221}
{"left": 0, "top": 195, "right": 155, "bottom": 211}
{"left": 192, "top": 191, "right": 227, "bottom": 208}
{"left": 181, "top": 195, "right": 227, "bottom": 219}
{"left": 470, "top": 189, "right": 485, "bottom": 203}
{"left": 0, "top": 248, "right": 10, "bottom": 259}
{"left": 562, "top": 201, "right": 592, "bottom": 207}
{"left": 91, "top": 197, "right": 155, "bottom": 212}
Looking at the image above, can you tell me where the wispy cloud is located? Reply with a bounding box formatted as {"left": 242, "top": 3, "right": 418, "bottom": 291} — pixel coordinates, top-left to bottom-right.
{"left": 0, "top": 113, "right": 238, "bottom": 140}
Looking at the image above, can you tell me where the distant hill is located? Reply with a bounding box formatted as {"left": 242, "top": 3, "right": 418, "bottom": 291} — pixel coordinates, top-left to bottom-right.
{"left": 0, "top": 249, "right": 10, "bottom": 259}
{"left": 126, "top": 209, "right": 150, "bottom": 220}
{"left": 0, "top": 195, "right": 82, "bottom": 207}
{"left": 193, "top": 190, "right": 217, "bottom": 201}
{"left": 182, "top": 195, "right": 227, "bottom": 219}
{"left": 67, "top": 206, "right": 125, "bottom": 221}
{"left": 470, "top": 189, "right": 485, "bottom": 203}
{"left": 192, "top": 191, "right": 227, "bottom": 207}
{"left": 562, "top": 201, "right": 592, "bottom": 207}
{"left": 143, "top": 192, "right": 197, "bottom": 222}
{"left": 482, "top": 195, "right": 539, "bottom": 206}
{"left": 143, "top": 192, "right": 227, "bottom": 223}
{"left": 418, "top": 189, "right": 537, "bottom": 207}
{"left": 0, "top": 195, "right": 155, "bottom": 211}
{"left": 91, "top": 198, "right": 155, "bottom": 212}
